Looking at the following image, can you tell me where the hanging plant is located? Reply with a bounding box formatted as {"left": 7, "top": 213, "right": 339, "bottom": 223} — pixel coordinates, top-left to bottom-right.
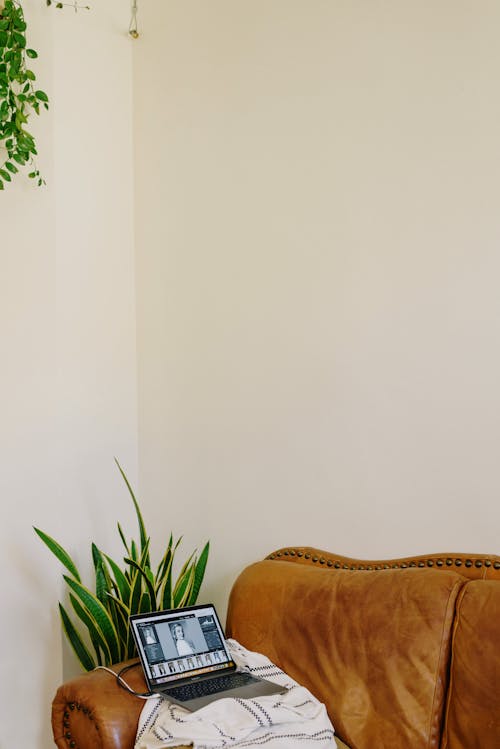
{"left": 46, "top": 1, "right": 91, "bottom": 11}
{"left": 0, "top": 0, "right": 48, "bottom": 189}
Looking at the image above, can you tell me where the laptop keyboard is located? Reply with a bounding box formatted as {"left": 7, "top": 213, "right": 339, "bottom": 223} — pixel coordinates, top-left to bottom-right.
{"left": 166, "top": 672, "right": 257, "bottom": 702}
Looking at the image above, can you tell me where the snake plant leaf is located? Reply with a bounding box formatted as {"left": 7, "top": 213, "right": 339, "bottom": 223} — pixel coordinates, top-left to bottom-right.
{"left": 106, "top": 591, "right": 131, "bottom": 620}
{"left": 92, "top": 544, "right": 111, "bottom": 608}
{"left": 156, "top": 534, "right": 181, "bottom": 581}
{"left": 117, "top": 522, "right": 130, "bottom": 556}
{"left": 114, "top": 458, "right": 150, "bottom": 565}
{"left": 63, "top": 575, "right": 120, "bottom": 664}
{"left": 139, "top": 589, "right": 153, "bottom": 613}
{"left": 188, "top": 541, "right": 210, "bottom": 606}
{"left": 130, "top": 538, "right": 138, "bottom": 563}
{"left": 125, "top": 556, "right": 157, "bottom": 610}
{"left": 69, "top": 593, "right": 107, "bottom": 666}
{"left": 156, "top": 533, "right": 173, "bottom": 579}
{"left": 173, "top": 550, "right": 196, "bottom": 597}
{"left": 156, "top": 547, "right": 172, "bottom": 595}
{"left": 33, "top": 527, "right": 81, "bottom": 582}
{"left": 59, "top": 603, "right": 96, "bottom": 672}
{"left": 159, "top": 563, "right": 174, "bottom": 610}
{"left": 37, "top": 461, "right": 209, "bottom": 670}
{"left": 104, "top": 554, "right": 131, "bottom": 604}
{"left": 129, "top": 565, "right": 143, "bottom": 616}
{"left": 105, "top": 593, "right": 129, "bottom": 652}
{"left": 173, "top": 563, "right": 196, "bottom": 609}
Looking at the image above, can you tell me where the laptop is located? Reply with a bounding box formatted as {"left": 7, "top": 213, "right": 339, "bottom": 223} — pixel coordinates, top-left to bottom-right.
{"left": 130, "top": 603, "right": 285, "bottom": 710}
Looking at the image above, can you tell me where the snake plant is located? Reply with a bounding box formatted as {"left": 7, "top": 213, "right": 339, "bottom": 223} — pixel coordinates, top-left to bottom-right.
{"left": 34, "top": 459, "right": 209, "bottom": 671}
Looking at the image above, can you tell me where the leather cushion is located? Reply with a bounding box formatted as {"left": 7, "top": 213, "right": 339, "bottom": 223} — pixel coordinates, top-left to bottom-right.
{"left": 227, "top": 559, "right": 465, "bottom": 749}
{"left": 442, "top": 579, "right": 500, "bottom": 748}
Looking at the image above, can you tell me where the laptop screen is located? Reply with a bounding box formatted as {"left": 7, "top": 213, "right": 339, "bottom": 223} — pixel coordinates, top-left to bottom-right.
{"left": 130, "top": 604, "right": 235, "bottom": 689}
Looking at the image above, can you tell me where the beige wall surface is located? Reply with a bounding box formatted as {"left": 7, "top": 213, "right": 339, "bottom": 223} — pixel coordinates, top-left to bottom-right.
{"left": 2, "top": 1, "right": 500, "bottom": 748}
{"left": 0, "top": 2, "right": 138, "bottom": 748}
{"left": 134, "top": 0, "right": 500, "bottom": 619}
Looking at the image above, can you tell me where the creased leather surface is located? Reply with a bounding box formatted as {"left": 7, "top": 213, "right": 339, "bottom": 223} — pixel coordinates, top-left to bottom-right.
{"left": 227, "top": 560, "right": 465, "bottom": 749}
{"left": 51, "top": 661, "right": 191, "bottom": 749}
{"left": 442, "top": 580, "right": 500, "bottom": 749}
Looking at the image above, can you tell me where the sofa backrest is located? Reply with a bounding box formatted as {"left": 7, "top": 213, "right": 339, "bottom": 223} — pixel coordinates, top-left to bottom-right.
{"left": 441, "top": 579, "right": 500, "bottom": 749}
{"left": 226, "top": 549, "right": 469, "bottom": 749}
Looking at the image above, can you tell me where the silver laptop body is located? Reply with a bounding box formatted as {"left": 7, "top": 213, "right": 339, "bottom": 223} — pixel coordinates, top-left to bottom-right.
{"left": 130, "top": 603, "right": 284, "bottom": 711}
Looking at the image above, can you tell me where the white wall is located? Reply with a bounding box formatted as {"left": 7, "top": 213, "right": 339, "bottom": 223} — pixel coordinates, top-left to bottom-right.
{"left": 134, "top": 0, "right": 500, "bottom": 620}
{"left": 2, "top": 2, "right": 500, "bottom": 747}
{"left": 0, "top": 2, "right": 137, "bottom": 748}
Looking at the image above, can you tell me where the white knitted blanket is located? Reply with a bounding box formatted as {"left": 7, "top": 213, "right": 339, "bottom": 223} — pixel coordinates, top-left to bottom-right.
{"left": 135, "top": 639, "right": 335, "bottom": 749}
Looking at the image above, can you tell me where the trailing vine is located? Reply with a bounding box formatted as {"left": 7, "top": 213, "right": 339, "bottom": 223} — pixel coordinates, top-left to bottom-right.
{"left": 0, "top": 0, "right": 48, "bottom": 189}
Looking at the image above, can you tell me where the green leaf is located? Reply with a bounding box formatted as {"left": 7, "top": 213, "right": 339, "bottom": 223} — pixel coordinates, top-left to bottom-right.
{"left": 63, "top": 575, "right": 120, "bottom": 664}
{"left": 104, "top": 554, "right": 131, "bottom": 605}
{"left": 139, "top": 589, "right": 152, "bottom": 613}
{"left": 35, "top": 90, "right": 48, "bottom": 103}
{"left": 129, "top": 566, "right": 143, "bottom": 616}
{"left": 124, "top": 556, "right": 156, "bottom": 610}
{"left": 188, "top": 541, "right": 210, "bottom": 606}
{"left": 34, "top": 527, "right": 81, "bottom": 581}
{"left": 105, "top": 591, "right": 131, "bottom": 620}
{"left": 92, "top": 544, "right": 110, "bottom": 608}
{"left": 114, "top": 458, "right": 150, "bottom": 565}
{"left": 13, "top": 32, "right": 26, "bottom": 48}
{"left": 26, "top": 49, "right": 38, "bottom": 59}
{"left": 59, "top": 603, "right": 96, "bottom": 672}
{"left": 5, "top": 162, "right": 17, "bottom": 174}
{"left": 117, "top": 522, "right": 130, "bottom": 556}
{"left": 173, "top": 563, "right": 196, "bottom": 609}
{"left": 105, "top": 592, "right": 130, "bottom": 655}
{"left": 69, "top": 593, "right": 105, "bottom": 666}
{"left": 0, "top": 168, "right": 11, "bottom": 181}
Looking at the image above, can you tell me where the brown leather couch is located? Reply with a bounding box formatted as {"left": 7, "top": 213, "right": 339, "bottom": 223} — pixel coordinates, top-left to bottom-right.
{"left": 52, "top": 548, "right": 500, "bottom": 749}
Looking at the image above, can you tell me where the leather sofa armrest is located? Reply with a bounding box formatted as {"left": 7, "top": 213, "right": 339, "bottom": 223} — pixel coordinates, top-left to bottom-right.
{"left": 51, "top": 661, "right": 191, "bottom": 749}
